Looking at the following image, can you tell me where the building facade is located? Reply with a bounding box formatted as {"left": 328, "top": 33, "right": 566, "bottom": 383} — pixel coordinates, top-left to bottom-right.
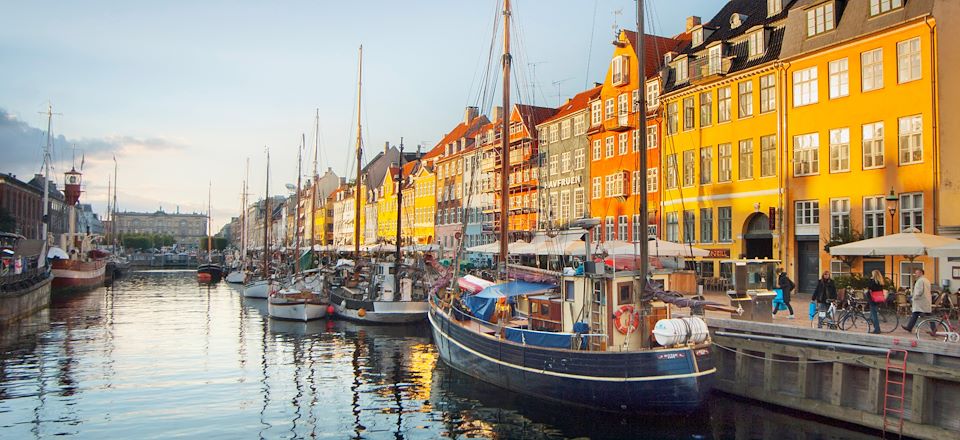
{"left": 0, "top": 173, "right": 43, "bottom": 239}
{"left": 115, "top": 209, "right": 207, "bottom": 247}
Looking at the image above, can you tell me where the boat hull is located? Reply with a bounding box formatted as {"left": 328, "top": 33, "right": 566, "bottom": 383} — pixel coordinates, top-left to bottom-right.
{"left": 51, "top": 259, "right": 106, "bottom": 294}
{"left": 329, "top": 290, "right": 428, "bottom": 324}
{"left": 428, "top": 305, "right": 715, "bottom": 413}
{"left": 0, "top": 273, "right": 52, "bottom": 324}
{"left": 243, "top": 280, "right": 271, "bottom": 298}
{"left": 197, "top": 264, "right": 223, "bottom": 283}
{"left": 267, "top": 298, "right": 328, "bottom": 321}
{"left": 225, "top": 271, "right": 246, "bottom": 284}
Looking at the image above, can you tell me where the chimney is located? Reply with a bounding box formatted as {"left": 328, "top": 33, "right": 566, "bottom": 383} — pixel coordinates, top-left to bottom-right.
{"left": 686, "top": 16, "right": 701, "bottom": 32}
{"left": 491, "top": 106, "right": 503, "bottom": 122}
{"left": 384, "top": 141, "right": 390, "bottom": 155}
{"left": 464, "top": 106, "right": 479, "bottom": 124}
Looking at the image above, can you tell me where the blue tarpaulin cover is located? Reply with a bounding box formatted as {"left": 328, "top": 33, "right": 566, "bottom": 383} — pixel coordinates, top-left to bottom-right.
{"left": 463, "top": 281, "right": 554, "bottom": 321}
{"left": 503, "top": 328, "right": 575, "bottom": 349}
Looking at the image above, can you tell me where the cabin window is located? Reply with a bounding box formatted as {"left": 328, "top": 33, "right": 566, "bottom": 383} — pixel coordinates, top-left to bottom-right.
{"left": 564, "top": 280, "right": 575, "bottom": 301}
{"left": 540, "top": 303, "right": 550, "bottom": 316}
{"left": 531, "top": 302, "right": 540, "bottom": 314}
{"left": 618, "top": 283, "right": 632, "bottom": 303}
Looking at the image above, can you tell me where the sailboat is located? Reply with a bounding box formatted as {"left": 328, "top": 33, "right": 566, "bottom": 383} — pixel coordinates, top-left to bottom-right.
{"left": 197, "top": 183, "right": 224, "bottom": 283}
{"left": 244, "top": 149, "right": 274, "bottom": 298}
{"left": 325, "top": 47, "right": 434, "bottom": 324}
{"left": 268, "top": 134, "right": 328, "bottom": 321}
{"left": 226, "top": 160, "right": 250, "bottom": 284}
{"left": 427, "top": 0, "right": 716, "bottom": 412}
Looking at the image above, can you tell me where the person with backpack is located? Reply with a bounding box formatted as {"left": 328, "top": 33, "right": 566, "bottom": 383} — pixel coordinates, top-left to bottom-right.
{"left": 774, "top": 267, "right": 796, "bottom": 319}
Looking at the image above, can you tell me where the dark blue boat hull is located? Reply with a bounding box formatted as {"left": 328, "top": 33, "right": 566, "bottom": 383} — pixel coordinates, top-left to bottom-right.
{"left": 428, "top": 305, "right": 715, "bottom": 412}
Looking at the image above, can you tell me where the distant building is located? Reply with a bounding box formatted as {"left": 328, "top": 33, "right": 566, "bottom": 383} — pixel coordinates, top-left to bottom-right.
{"left": 114, "top": 208, "right": 207, "bottom": 248}
{"left": 27, "top": 174, "right": 68, "bottom": 239}
{"left": 76, "top": 204, "right": 104, "bottom": 235}
{"left": 0, "top": 172, "right": 43, "bottom": 239}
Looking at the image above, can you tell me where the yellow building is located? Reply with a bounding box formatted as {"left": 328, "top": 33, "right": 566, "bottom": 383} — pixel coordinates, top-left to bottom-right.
{"left": 409, "top": 162, "right": 436, "bottom": 245}
{"left": 659, "top": 3, "right": 791, "bottom": 279}
{"left": 780, "top": 1, "right": 945, "bottom": 290}
{"left": 377, "top": 165, "right": 401, "bottom": 244}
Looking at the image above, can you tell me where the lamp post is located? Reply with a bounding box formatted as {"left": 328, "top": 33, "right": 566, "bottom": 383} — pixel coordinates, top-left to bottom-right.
{"left": 884, "top": 188, "right": 898, "bottom": 284}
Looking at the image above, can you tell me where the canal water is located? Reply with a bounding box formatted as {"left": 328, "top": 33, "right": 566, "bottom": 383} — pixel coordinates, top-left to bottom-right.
{"left": 0, "top": 270, "right": 880, "bottom": 439}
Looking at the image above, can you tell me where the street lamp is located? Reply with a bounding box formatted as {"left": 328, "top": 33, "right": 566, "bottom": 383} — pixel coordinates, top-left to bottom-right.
{"left": 884, "top": 188, "right": 898, "bottom": 284}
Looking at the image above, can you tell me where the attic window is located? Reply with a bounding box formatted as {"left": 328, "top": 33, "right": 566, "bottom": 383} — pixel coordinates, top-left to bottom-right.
{"left": 730, "top": 13, "right": 747, "bottom": 29}
{"left": 870, "top": 0, "right": 903, "bottom": 16}
{"left": 748, "top": 30, "right": 765, "bottom": 58}
{"left": 767, "top": 0, "right": 782, "bottom": 17}
{"left": 663, "top": 52, "right": 674, "bottom": 65}
{"left": 692, "top": 28, "right": 703, "bottom": 46}
{"left": 807, "top": 2, "right": 836, "bottom": 37}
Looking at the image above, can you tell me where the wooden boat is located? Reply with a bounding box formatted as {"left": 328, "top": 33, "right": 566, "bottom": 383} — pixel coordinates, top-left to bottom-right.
{"left": 197, "top": 183, "right": 223, "bottom": 284}
{"left": 52, "top": 168, "right": 107, "bottom": 294}
{"left": 0, "top": 233, "right": 54, "bottom": 325}
{"left": 329, "top": 261, "right": 430, "bottom": 324}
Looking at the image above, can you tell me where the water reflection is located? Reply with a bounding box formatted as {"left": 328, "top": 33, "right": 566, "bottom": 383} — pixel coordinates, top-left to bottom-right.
{"left": 0, "top": 271, "right": 883, "bottom": 439}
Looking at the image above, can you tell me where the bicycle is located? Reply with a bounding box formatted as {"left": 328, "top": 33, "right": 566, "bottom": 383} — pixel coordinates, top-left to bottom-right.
{"left": 812, "top": 300, "right": 841, "bottom": 330}
{"left": 914, "top": 307, "right": 960, "bottom": 343}
{"left": 836, "top": 292, "right": 900, "bottom": 333}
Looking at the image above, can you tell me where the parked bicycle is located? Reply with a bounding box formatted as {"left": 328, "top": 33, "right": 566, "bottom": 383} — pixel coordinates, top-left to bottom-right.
{"left": 914, "top": 307, "right": 960, "bottom": 343}
{"left": 813, "top": 300, "right": 841, "bottom": 330}
{"left": 835, "top": 290, "right": 900, "bottom": 333}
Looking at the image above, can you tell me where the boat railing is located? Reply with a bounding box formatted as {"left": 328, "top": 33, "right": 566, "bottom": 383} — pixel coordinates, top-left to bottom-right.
{"left": 0, "top": 265, "right": 51, "bottom": 292}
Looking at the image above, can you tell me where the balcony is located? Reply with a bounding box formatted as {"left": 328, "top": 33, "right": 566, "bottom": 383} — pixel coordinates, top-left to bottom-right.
{"left": 690, "top": 56, "right": 732, "bottom": 84}
{"left": 586, "top": 121, "right": 604, "bottom": 136}
{"left": 607, "top": 112, "right": 633, "bottom": 132}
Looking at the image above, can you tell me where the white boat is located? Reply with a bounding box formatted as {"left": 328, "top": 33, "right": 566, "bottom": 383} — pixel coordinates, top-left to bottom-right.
{"left": 267, "top": 290, "right": 328, "bottom": 321}
{"left": 225, "top": 270, "right": 247, "bottom": 284}
{"left": 243, "top": 279, "right": 272, "bottom": 298}
{"left": 328, "top": 262, "right": 431, "bottom": 324}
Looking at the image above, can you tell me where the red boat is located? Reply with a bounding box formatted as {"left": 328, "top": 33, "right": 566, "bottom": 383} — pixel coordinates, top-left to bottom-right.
{"left": 51, "top": 257, "right": 107, "bottom": 293}
{"left": 50, "top": 168, "right": 108, "bottom": 294}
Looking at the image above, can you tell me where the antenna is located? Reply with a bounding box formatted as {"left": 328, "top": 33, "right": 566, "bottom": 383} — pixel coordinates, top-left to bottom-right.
{"left": 527, "top": 61, "right": 547, "bottom": 106}
{"left": 551, "top": 78, "right": 573, "bottom": 107}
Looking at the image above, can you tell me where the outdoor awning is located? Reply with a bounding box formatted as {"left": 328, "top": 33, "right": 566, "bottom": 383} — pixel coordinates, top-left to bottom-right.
{"left": 829, "top": 229, "right": 960, "bottom": 257}
{"left": 562, "top": 238, "right": 709, "bottom": 257}
{"left": 466, "top": 241, "right": 499, "bottom": 253}
{"left": 928, "top": 241, "right": 960, "bottom": 258}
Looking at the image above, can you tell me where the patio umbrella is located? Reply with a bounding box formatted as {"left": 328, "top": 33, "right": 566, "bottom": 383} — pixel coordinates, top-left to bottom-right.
{"left": 466, "top": 241, "right": 499, "bottom": 253}
{"left": 828, "top": 229, "right": 959, "bottom": 257}
{"left": 925, "top": 241, "right": 960, "bottom": 258}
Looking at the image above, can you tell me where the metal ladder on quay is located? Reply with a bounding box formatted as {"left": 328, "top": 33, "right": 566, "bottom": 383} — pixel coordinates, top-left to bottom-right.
{"left": 882, "top": 349, "right": 908, "bottom": 439}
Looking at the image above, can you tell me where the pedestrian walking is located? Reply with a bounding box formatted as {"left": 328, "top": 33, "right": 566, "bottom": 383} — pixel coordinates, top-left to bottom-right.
{"left": 902, "top": 268, "right": 933, "bottom": 333}
{"left": 773, "top": 267, "right": 795, "bottom": 319}
{"left": 812, "top": 271, "right": 837, "bottom": 328}
{"left": 866, "top": 270, "right": 885, "bottom": 334}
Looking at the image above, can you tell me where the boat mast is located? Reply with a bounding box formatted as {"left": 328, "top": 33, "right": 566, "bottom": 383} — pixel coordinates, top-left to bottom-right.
{"left": 635, "top": 0, "right": 650, "bottom": 296}
{"left": 112, "top": 156, "right": 118, "bottom": 251}
{"left": 242, "top": 158, "right": 249, "bottom": 263}
{"left": 498, "top": 0, "right": 512, "bottom": 281}
{"left": 40, "top": 103, "right": 55, "bottom": 244}
{"left": 106, "top": 173, "right": 112, "bottom": 247}
{"left": 294, "top": 135, "right": 304, "bottom": 274}
{"left": 395, "top": 139, "right": 404, "bottom": 295}
{"left": 311, "top": 109, "right": 319, "bottom": 249}
{"left": 207, "top": 182, "right": 213, "bottom": 263}
{"left": 354, "top": 45, "right": 363, "bottom": 255}
{"left": 263, "top": 148, "right": 271, "bottom": 279}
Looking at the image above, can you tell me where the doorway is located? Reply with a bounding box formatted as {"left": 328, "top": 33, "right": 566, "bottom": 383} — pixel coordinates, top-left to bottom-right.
{"left": 796, "top": 239, "right": 820, "bottom": 293}
{"left": 743, "top": 213, "right": 773, "bottom": 259}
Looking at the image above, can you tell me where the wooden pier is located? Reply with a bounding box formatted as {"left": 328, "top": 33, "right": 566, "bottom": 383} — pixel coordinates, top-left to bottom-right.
{"left": 705, "top": 316, "right": 960, "bottom": 439}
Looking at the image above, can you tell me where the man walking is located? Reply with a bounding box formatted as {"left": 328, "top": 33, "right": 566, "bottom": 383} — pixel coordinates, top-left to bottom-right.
{"left": 902, "top": 268, "right": 932, "bottom": 333}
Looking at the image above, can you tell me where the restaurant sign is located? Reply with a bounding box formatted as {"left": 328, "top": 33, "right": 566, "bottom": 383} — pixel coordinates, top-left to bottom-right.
{"left": 706, "top": 248, "right": 731, "bottom": 259}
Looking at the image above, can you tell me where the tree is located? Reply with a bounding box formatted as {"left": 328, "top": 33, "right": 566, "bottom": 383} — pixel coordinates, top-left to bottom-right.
{"left": 0, "top": 207, "right": 14, "bottom": 233}
{"left": 823, "top": 227, "right": 863, "bottom": 272}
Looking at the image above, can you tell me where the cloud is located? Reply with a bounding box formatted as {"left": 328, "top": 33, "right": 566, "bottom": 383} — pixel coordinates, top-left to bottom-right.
{"left": 0, "top": 107, "right": 186, "bottom": 175}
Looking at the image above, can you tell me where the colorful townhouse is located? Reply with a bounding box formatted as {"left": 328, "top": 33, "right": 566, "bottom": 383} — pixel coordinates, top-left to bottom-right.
{"left": 331, "top": 184, "right": 363, "bottom": 247}
{"left": 588, "top": 29, "right": 686, "bottom": 245}
{"left": 432, "top": 108, "right": 488, "bottom": 256}
{"left": 536, "top": 86, "right": 600, "bottom": 232}
{"left": 780, "top": 0, "right": 956, "bottom": 291}
{"left": 659, "top": 1, "right": 796, "bottom": 280}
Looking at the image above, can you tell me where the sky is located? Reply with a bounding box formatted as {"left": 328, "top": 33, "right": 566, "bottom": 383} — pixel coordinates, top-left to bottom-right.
{"left": 0, "top": 0, "right": 721, "bottom": 231}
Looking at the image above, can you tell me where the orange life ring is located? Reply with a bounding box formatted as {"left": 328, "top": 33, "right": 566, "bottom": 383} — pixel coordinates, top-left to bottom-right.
{"left": 614, "top": 304, "right": 639, "bottom": 334}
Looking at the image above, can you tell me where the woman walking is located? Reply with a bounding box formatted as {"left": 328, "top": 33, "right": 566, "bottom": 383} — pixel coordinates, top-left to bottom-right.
{"left": 774, "top": 267, "right": 796, "bottom": 319}
{"left": 866, "top": 270, "right": 885, "bottom": 334}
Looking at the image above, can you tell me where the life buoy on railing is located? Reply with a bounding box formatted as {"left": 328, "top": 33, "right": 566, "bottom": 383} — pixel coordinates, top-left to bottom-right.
{"left": 613, "top": 304, "right": 639, "bottom": 334}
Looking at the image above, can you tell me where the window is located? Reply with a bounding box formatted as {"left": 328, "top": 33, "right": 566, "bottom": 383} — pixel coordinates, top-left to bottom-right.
{"left": 899, "top": 115, "right": 923, "bottom": 165}
{"left": 861, "top": 48, "right": 884, "bottom": 92}
{"left": 768, "top": 0, "right": 782, "bottom": 16}
{"left": 549, "top": 193, "right": 559, "bottom": 222}
{"left": 683, "top": 210, "right": 696, "bottom": 243}
{"left": 564, "top": 280, "right": 575, "bottom": 301}
{"left": 605, "top": 136, "right": 615, "bottom": 158}
{"left": 683, "top": 150, "right": 695, "bottom": 187}
{"left": 718, "top": 207, "right": 732, "bottom": 243}
{"left": 633, "top": 214, "right": 642, "bottom": 242}
{"left": 700, "top": 208, "right": 713, "bottom": 243}
{"left": 667, "top": 102, "right": 679, "bottom": 134}
{"left": 759, "top": 74, "right": 775, "bottom": 113}
{"left": 646, "top": 81, "right": 660, "bottom": 109}
{"left": 605, "top": 98, "right": 615, "bottom": 120}
{"left": 700, "top": 147, "right": 712, "bottom": 184}
{"left": 605, "top": 173, "right": 625, "bottom": 197}
{"left": 618, "top": 133, "right": 628, "bottom": 155}
{"left": 561, "top": 120, "right": 571, "bottom": 140}
{"left": 708, "top": 45, "right": 722, "bottom": 75}
{"left": 550, "top": 124, "right": 559, "bottom": 143}
{"left": 793, "top": 67, "right": 818, "bottom": 106}
{"left": 829, "top": 128, "right": 850, "bottom": 173}
{"left": 561, "top": 151, "right": 571, "bottom": 173}
{"left": 618, "top": 93, "right": 629, "bottom": 119}
{"left": 676, "top": 58, "right": 688, "bottom": 83}
{"left": 829, "top": 58, "right": 849, "bottom": 99}
{"left": 761, "top": 135, "right": 777, "bottom": 177}
{"left": 612, "top": 55, "right": 630, "bottom": 86}
{"left": 647, "top": 167, "right": 658, "bottom": 193}
{"left": 806, "top": 2, "right": 835, "bottom": 37}
{"left": 748, "top": 31, "right": 764, "bottom": 58}
{"left": 549, "top": 154, "right": 558, "bottom": 176}
{"left": 573, "top": 188, "right": 585, "bottom": 219}
{"left": 793, "top": 133, "right": 819, "bottom": 176}
{"left": 700, "top": 91, "right": 713, "bottom": 126}
{"left": 738, "top": 81, "right": 754, "bottom": 118}
{"left": 591, "top": 101, "right": 602, "bottom": 126}
{"left": 718, "top": 86, "right": 731, "bottom": 122}
{"left": 666, "top": 212, "right": 679, "bottom": 242}
{"left": 897, "top": 38, "right": 921, "bottom": 83}
{"left": 737, "top": 139, "right": 754, "bottom": 180}
{"left": 560, "top": 191, "right": 571, "bottom": 222}
{"left": 863, "top": 196, "right": 886, "bottom": 239}
{"left": 633, "top": 128, "right": 640, "bottom": 152}
{"left": 900, "top": 192, "right": 923, "bottom": 232}
{"left": 692, "top": 28, "right": 703, "bottom": 47}
{"left": 870, "top": 0, "right": 903, "bottom": 16}
{"left": 606, "top": 217, "right": 615, "bottom": 241}
{"left": 795, "top": 200, "right": 820, "bottom": 226}
{"left": 666, "top": 154, "right": 678, "bottom": 189}
{"left": 632, "top": 89, "right": 640, "bottom": 113}
{"left": 683, "top": 97, "right": 695, "bottom": 130}
{"left": 714, "top": 143, "right": 730, "bottom": 182}
{"left": 573, "top": 114, "right": 585, "bottom": 135}
{"left": 830, "top": 198, "right": 851, "bottom": 236}
{"left": 900, "top": 261, "right": 923, "bottom": 289}
{"left": 831, "top": 260, "right": 852, "bottom": 277}
{"left": 632, "top": 170, "right": 643, "bottom": 195}
{"left": 592, "top": 139, "right": 601, "bottom": 161}
{"left": 646, "top": 126, "right": 658, "bottom": 149}
{"left": 592, "top": 177, "right": 601, "bottom": 199}
{"left": 574, "top": 148, "right": 585, "bottom": 170}
{"left": 618, "top": 215, "right": 628, "bottom": 241}
{"left": 862, "top": 122, "right": 885, "bottom": 169}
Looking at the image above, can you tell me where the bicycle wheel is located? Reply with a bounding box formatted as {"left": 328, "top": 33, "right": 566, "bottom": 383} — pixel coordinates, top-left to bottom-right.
{"left": 915, "top": 318, "right": 950, "bottom": 342}
{"left": 876, "top": 306, "right": 900, "bottom": 333}
{"left": 838, "top": 311, "right": 858, "bottom": 331}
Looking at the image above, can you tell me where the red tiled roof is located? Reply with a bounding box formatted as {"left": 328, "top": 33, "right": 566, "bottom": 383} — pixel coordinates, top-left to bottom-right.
{"left": 623, "top": 30, "right": 687, "bottom": 76}
{"left": 538, "top": 86, "right": 601, "bottom": 125}
{"left": 513, "top": 104, "right": 556, "bottom": 128}
{"left": 424, "top": 114, "right": 490, "bottom": 160}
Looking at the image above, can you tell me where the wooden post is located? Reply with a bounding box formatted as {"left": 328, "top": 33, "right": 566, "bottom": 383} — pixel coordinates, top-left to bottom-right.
{"left": 736, "top": 348, "right": 748, "bottom": 387}
{"left": 797, "top": 351, "right": 810, "bottom": 398}
{"left": 763, "top": 352, "right": 776, "bottom": 393}
{"left": 910, "top": 375, "right": 929, "bottom": 424}
{"left": 867, "top": 367, "right": 882, "bottom": 414}
{"left": 830, "top": 363, "right": 845, "bottom": 407}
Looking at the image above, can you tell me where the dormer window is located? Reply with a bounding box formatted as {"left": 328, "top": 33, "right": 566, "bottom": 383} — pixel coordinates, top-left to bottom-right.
{"left": 807, "top": 2, "right": 836, "bottom": 37}
{"left": 646, "top": 80, "right": 660, "bottom": 110}
{"left": 748, "top": 29, "right": 766, "bottom": 58}
{"left": 675, "top": 57, "right": 688, "bottom": 83}
{"left": 767, "top": 0, "right": 782, "bottom": 17}
{"left": 730, "top": 13, "right": 747, "bottom": 29}
{"left": 692, "top": 28, "right": 703, "bottom": 46}
{"left": 870, "top": 0, "right": 903, "bottom": 16}
{"left": 611, "top": 55, "right": 630, "bottom": 86}
{"left": 663, "top": 52, "right": 674, "bottom": 65}
{"left": 708, "top": 44, "right": 723, "bottom": 75}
